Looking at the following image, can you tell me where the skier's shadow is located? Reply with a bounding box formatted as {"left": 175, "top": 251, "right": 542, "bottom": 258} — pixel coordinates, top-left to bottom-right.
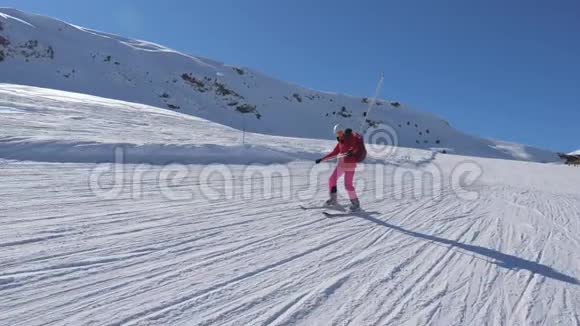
{"left": 355, "top": 211, "right": 579, "bottom": 285}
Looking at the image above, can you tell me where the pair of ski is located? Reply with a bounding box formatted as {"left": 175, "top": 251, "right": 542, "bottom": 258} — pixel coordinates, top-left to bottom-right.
{"left": 299, "top": 204, "right": 361, "bottom": 217}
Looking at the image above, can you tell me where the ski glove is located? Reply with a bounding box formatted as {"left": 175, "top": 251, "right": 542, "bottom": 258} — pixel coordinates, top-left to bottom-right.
{"left": 315, "top": 158, "right": 322, "bottom": 164}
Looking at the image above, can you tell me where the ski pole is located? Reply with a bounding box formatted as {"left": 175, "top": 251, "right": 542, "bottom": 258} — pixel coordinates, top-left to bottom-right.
{"left": 358, "top": 73, "right": 385, "bottom": 133}
{"left": 321, "top": 153, "right": 348, "bottom": 162}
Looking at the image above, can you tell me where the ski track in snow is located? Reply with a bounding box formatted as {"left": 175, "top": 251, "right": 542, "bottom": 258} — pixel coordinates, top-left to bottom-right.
{"left": 1, "top": 85, "right": 579, "bottom": 325}
{"left": 1, "top": 162, "right": 580, "bottom": 326}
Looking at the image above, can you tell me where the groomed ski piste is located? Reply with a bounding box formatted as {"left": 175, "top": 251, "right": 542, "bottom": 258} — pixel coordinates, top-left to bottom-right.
{"left": 1, "top": 84, "right": 580, "bottom": 326}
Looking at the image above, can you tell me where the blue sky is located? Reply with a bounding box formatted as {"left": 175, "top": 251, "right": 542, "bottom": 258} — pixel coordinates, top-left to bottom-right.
{"left": 4, "top": 0, "right": 579, "bottom": 151}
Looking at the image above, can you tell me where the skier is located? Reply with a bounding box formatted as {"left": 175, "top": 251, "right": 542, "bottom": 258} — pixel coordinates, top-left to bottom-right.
{"left": 315, "top": 124, "right": 364, "bottom": 211}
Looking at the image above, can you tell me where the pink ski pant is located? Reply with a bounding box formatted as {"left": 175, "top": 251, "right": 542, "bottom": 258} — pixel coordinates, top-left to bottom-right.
{"left": 328, "top": 164, "right": 358, "bottom": 200}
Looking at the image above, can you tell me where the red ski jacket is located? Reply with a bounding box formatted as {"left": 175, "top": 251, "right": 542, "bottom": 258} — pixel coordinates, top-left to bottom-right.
{"left": 322, "top": 133, "right": 360, "bottom": 165}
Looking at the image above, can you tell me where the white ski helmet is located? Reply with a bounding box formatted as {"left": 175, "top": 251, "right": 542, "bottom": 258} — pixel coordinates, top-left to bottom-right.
{"left": 333, "top": 123, "right": 344, "bottom": 135}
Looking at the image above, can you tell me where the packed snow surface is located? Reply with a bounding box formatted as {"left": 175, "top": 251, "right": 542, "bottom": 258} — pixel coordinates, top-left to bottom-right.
{"left": 1, "top": 85, "right": 580, "bottom": 325}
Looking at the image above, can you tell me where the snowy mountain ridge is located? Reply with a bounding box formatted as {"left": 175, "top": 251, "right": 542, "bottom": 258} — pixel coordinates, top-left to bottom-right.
{"left": 0, "top": 7, "right": 558, "bottom": 162}
{"left": 0, "top": 84, "right": 331, "bottom": 165}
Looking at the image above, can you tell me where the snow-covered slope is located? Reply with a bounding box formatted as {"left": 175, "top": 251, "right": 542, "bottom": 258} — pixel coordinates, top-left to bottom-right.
{"left": 2, "top": 84, "right": 580, "bottom": 326}
{"left": 0, "top": 8, "right": 558, "bottom": 162}
{"left": 570, "top": 150, "right": 580, "bottom": 155}
{"left": 0, "top": 84, "right": 329, "bottom": 165}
